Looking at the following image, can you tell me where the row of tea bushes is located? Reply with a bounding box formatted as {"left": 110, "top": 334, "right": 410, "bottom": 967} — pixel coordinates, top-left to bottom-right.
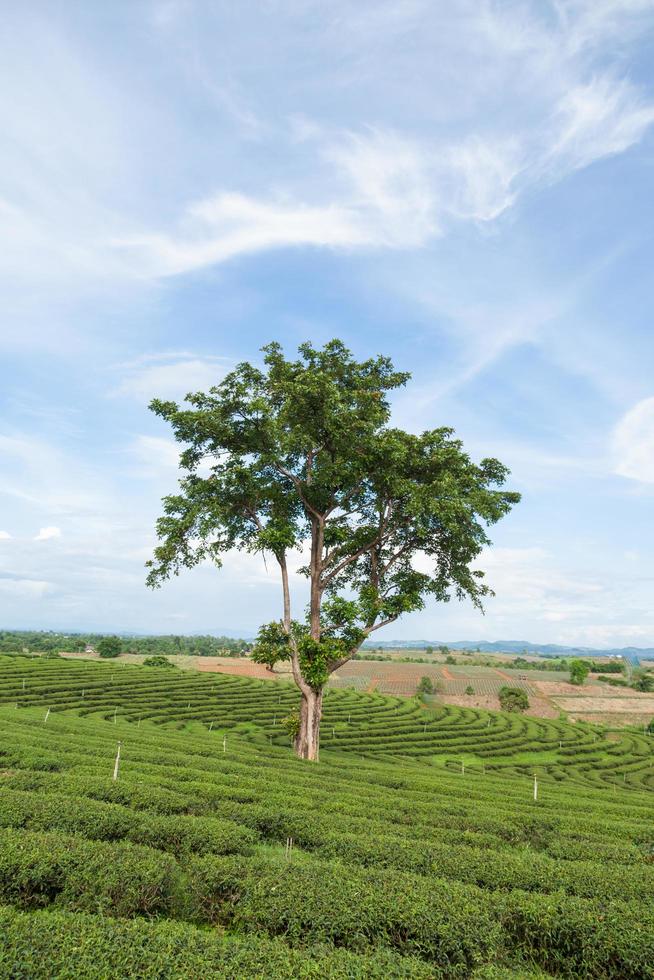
{"left": 2, "top": 655, "right": 652, "bottom": 789}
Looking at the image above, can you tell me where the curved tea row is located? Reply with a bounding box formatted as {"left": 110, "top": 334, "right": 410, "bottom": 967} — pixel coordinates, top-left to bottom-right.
{"left": 0, "top": 655, "right": 651, "bottom": 790}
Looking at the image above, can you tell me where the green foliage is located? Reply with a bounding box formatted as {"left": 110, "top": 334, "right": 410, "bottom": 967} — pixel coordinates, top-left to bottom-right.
{"left": 142, "top": 656, "right": 175, "bottom": 668}
{"left": 569, "top": 659, "right": 590, "bottom": 686}
{"left": 465, "top": 685, "right": 475, "bottom": 696}
{"left": 631, "top": 670, "right": 653, "bottom": 692}
{"left": 589, "top": 659, "right": 625, "bottom": 674}
{"left": 498, "top": 687, "right": 529, "bottom": 713}
{"left": 281, "top": 710, "right": 301, "bottom": 740}
{"left": 97, "top": 636, "right": 122, "bottom": 659}
{"left": 146, "top": 339, "right": 519, "bottom": 709}
{"left": 0, "top": 630, "right": 250, "bottom": 657}
{"left": 0, "top": 906, "right": 435, "bottom": 979}
{"left": 251, "top": 621, "right": 293, "bottom": 672}
{"left": 0, "top": 827, "right": 181, "bottom": 917}
{"left": 0, "top": 656, "right": 653, "bottom": 977}
{"left": 416, "top": 676, "right": 434, "bottom": 695}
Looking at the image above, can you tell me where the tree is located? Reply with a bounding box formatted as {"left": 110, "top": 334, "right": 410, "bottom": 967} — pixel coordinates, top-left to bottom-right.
{"left": 569, "top": 659, "right": 590, "bottom": 686}
{"left": 142, "top": 655, "right": 174, "bottom": 668}
{"left": 97, "top": 636, "right": 122, "bottom": 659}
{"left": 146, "top": 340, "right": 519, "bottom": 760}
{"left": 417, "top": 676, "right": 434, "bottom": 695}
{"left": 465, "top": 685, "right": 475, "bottom": 695}
{"left": 498, "top": 686, "right": 529, "bottom": 712}
{"left": 632, "top": 671, "right": 654, "bottom": 692}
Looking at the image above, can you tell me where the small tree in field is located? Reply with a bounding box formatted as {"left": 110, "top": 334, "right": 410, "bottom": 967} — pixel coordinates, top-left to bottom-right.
{"left": 499, "top": 686, "right": 529, "bottom": 712}
{"left": 142, "top": 655, "right": 174, "bottom": 668}
{"left": 417, "top": 676, "right": 434, "bottom": 695}
{"left": 146, "top": 340, "right": 519, "bottom": 760}
{"left": 569, "top": 659, "right": 590, "bottom": 686}
{"left": 97, "top": 636, "right": 122, "bottom": 659}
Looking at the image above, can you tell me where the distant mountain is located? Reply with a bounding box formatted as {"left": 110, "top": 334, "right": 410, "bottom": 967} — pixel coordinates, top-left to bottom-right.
{"left": 360, "top": 639, "right": 653, "bottom": 662}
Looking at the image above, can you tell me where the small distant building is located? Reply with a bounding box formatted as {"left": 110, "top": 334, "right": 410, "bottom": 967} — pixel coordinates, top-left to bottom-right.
{"left": 84, "top": 643, "right": 96, "bottom": 654}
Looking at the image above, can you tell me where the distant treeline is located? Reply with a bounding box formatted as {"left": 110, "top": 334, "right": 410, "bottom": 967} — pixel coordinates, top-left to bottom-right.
{"left": 0, "top": 631, "right": 251, "bottom": 657}
{"left": 352, "top": 651, "right": 625, "bottom": 673}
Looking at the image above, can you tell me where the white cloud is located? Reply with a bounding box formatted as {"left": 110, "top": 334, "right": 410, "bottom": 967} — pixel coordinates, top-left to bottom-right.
{"left": 129, "top": 435, "right": 181, "bottom": 474}
{"left": 34, "top": 526, "right": 62, "bottom": 541}
{"left": 0, "top": 433, "right": 109, "bottom": 515}
{"left": 106, "top": 1, "right": 654, "bottom": 279}
{"left": 612, "top": 396, "right": 654, "bottom": 483}
{"left": 546, "top": 75, "right": 654, "bottom": 174}
{"left": 114, "top": 193, "right": 371, "bottom": 278}
{"left": 0, "top": 577, "right": 53, "bottom": 598}
{"left": 0, "top": 531, "right": 11, "bottom": 539}
{"left": 115, "top": 353, "right": 228, "bottom": 401}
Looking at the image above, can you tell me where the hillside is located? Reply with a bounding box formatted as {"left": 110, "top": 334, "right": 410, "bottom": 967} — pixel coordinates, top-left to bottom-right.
{"left": 0, "top": 655, "right": 652, "bottom": 977}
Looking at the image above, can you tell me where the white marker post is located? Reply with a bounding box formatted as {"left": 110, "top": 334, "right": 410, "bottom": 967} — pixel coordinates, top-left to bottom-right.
{"left": 44, "top": 708, "right": 50, "bottom": 724}
{"left": 22, "top": 678, "right": 25, "bottom": 691}
{"left": 533, "top": 773, "right": 538, "bottom": 802}
{"left": 209, "top": 721, "right": 213, "bottom": 731}
{"left": 113, "top": 707, "right": 117, "bottom": 724}
{"left": 223, "top": 735, "right": 227, "bottom": 754}
{"left": 113, "top": 742, "right": 122, "bottom": 781}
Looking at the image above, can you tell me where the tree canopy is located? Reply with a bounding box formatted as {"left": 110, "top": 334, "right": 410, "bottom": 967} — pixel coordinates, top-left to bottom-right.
{"left": 147, "top": 339, "right": 520, "bottom": 758}
{"left": 498, "top": 686, "right": 529, "bottom": 713}
{"left": 97, "top": 636, "right": 122, "bottom": 659}
{"left": 569, "top": 659, "right": 590, "bottom": 686}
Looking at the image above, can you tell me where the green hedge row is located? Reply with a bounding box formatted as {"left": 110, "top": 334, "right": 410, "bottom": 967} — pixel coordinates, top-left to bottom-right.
{"left": 0, "top": 788, "right": 257, "bottom": 856}
{"left": 0, "top": 905, "right": 437, "bottom": 979}
{"left": 185, "top": 853, "right": 654, "bottom": 976}
{"left": 0, "top": 828, "right": 180, "bottom": 918}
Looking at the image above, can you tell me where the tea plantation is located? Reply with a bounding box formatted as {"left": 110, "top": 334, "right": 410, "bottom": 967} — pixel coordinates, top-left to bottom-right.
{"left": 0, "top": 655, "right": 652, "bottom": 978}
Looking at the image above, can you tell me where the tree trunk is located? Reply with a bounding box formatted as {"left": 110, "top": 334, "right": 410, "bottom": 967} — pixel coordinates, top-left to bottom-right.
{"left": 295, "top": 688, "right": 322, "bottom": 761}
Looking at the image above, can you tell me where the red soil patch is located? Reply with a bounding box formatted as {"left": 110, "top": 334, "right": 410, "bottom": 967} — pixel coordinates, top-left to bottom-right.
{"left": 195, "top": 657, "right": 289, "bottom": 680}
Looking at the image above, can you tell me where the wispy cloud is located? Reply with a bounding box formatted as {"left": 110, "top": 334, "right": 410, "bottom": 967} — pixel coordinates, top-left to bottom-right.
{"left": 114, "top": 353, "right": 229, "bottom": 402}
{"left": 34, "top": 526, "right": 62, "bottom": 542}
{"left": 612, "top": 396, "right": 654, "bottom": 483}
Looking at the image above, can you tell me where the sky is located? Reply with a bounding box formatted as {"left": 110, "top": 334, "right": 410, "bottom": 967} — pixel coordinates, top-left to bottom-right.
{"left": 1, "top": 0, "right": 654, "bottom": 647}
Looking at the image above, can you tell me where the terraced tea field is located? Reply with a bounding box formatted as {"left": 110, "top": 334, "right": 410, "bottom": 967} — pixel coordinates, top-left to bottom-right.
{"left": 0, "top": 654, "right": 652, "bottom": 977}
{"left": 328, "top": 659, "right": 541, "bottom": 700}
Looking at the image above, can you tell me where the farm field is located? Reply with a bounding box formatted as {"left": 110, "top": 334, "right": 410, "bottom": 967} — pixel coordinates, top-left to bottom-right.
{"left": 58, "top": 650, "right": 654, "bottom": 728}
{"left": 0, "top": 656, "right": 653, "bottom": 978}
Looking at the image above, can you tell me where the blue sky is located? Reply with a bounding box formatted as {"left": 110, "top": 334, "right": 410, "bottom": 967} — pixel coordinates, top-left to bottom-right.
{"left": 2, "top": 0, "right": 654, "bottom": 646}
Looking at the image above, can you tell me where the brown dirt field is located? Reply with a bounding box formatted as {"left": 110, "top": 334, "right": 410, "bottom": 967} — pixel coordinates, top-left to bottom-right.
{"left": 440, "top": 693, "right": 559, "bottom": 718}
{"left": 570, "top": 712, "right": 652, "bottom": 728}
{"left": 533, "top": 680, "right": 607, "bottom": 697}
{"left": 552, "top": 696, "right": 654, "bottom": 714}
{"left": 195, "top": 657, "right": 292, "bottom": 679}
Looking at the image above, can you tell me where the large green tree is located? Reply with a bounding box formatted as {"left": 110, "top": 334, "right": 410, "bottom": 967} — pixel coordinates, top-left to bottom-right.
{"left": 146, "top": 340, "right": 519, "bottom": 760}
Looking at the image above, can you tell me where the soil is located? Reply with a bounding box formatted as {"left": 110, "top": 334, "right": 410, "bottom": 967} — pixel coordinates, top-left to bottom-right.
{"left": 552, "top": 696, "right": 654, "bottom": 714}
{"left": 440, "top": 693, "right": 559, "bottom": 719}
{"left": 195, "top": 657, "right": 292, "bottom": 679}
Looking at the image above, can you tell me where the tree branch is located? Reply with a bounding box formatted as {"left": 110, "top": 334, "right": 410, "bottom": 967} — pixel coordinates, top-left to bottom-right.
{"left": 364, "top": 615, "right": 399, "bottom": 635}
{"left": 274, "top": 463, "right": 323, "bottom": 519}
